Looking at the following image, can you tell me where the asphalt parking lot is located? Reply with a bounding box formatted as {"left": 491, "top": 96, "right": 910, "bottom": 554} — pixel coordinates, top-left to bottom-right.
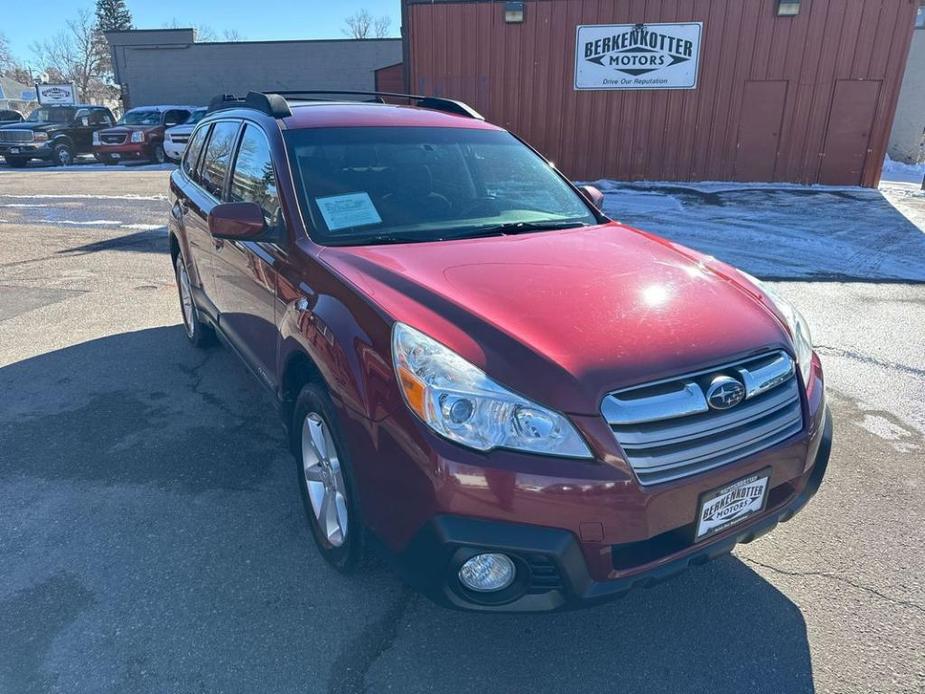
{"left": 1, "top": 164, "right": 923, "bottom": 694}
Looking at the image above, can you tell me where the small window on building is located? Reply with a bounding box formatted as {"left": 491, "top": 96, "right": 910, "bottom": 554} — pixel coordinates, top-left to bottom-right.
{"left": 198, "top": 121, "right": 241, "bottom": 199}
{"left": 916, "top": 6, "right": 925, "bottom": 29}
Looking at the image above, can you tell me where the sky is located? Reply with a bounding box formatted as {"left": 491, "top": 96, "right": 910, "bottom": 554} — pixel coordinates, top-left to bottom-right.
{"left": 3, "top": 0, "right": 402, "bottom": 60}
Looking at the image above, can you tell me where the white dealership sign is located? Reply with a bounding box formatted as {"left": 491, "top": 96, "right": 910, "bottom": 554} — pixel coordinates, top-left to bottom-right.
{"left": 574, "top": 23, "right": 703, "bottom": 91}
{"left": 35, "top": 83, "right": 77, "bottom": 105}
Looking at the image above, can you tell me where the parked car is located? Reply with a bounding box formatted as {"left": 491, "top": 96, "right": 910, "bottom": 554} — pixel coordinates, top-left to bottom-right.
{"left": 167, "top": 91, "right": 832, "bottom": 612}
{"left": 93, "top": 105, "right": 195, "bottom": 165}
{"left": 0, "top": 105, "right": 116, "bottom": 167}
{"left": 163, "top": 107, "right": 207, "bottom": 163}
{"left": 0, "top": 109, "right": 24, "bottom": 125}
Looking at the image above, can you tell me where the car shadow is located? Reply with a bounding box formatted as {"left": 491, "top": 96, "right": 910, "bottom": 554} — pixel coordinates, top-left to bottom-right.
{"left": 0, "top": 326, "right": 814, "bottom": 694}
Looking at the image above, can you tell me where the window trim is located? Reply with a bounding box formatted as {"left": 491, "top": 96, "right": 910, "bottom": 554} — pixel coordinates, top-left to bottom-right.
{"left": 181, "top": 122, "right": 213, "bottom": 188}
{"left": 186, "top": 119, "right": 243, "bottom": 201}
{"left": 228, "top": 122, "right": 284, "bottom": 229}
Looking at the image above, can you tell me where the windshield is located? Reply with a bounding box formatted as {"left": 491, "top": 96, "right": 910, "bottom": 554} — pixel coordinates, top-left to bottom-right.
{"left": 285, "top": 127, "right": 598, "bottom": 246}
{"left": 185, "top": 109, "right": 207, "bottom": 125}
{"left": 26, "top": 107, "right": 75, "bottom": 123}
{"left": 119, "top": 110, "right": 161, "bottom": 126}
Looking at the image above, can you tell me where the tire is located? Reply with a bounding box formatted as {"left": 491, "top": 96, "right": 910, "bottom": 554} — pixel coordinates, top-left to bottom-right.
{"left": 3, "top": 156, "right": 28, "bottom": 168}
{"left": 173, "top": 251, "right": 214, "bottom": 348}
{"left": 51, "top": 142, "right": 74, "bottom": 167}
{"left": 292, "top": 382, "right": 367, "bottom": 573}
{"left": 151, "top": 143, "right": 166, "bottom": 164}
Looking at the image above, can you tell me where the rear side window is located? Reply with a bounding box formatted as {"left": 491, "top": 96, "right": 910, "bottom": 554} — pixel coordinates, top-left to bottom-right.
{"left": 229, "top": 124, "right": 280, "bottom": 225}
{"left": 89, "top": 110, "right": 112, "bottom": 126}
{"left": 182, "top": 125, "right": 210, "bottom": 181}
{"left": 199, "top": 121, "right": 240, "bottom": 199}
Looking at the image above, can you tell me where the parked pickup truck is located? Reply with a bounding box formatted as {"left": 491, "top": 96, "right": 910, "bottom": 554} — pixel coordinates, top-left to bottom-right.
{"left": 168, "top": 90, "right": 832, "bottom": 612}
{"left": 0, "top": 105, "right": 115, "bottom": 167}
{"left": 93, "top": 105, "right": 195, "bottom": 165}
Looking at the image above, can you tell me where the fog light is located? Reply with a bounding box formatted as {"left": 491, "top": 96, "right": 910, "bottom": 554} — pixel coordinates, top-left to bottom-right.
{"left": 458, "top": 553, "right": 516, "bottom": 592}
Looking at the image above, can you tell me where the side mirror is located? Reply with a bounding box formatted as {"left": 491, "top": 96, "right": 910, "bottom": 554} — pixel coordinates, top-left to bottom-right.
{"left": 208, "top": 202, "right": 266, "bottom": 240}
{"left": 578, "top": 184, "right": 605, "bottom": 211}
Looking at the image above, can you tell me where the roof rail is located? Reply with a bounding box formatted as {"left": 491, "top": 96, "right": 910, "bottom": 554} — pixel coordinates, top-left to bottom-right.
{"left": 206, "top": 92, "right": 292, "bottom": 118}
{"left": 270, "top": 90, "right": 485, "bottom": 120}
{"left": 206, "top": 90, "right": 484, "bottom": 121}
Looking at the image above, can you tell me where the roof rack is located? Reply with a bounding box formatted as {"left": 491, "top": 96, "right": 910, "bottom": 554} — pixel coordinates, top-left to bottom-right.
{"left": 273, "top": 90, "right": 484, "bottom": 120}
{"left": 206, "top": 90, "right": 484, "bottom": 121}
{"left": 207, "top": 92, "right": 292, "bottom": 118}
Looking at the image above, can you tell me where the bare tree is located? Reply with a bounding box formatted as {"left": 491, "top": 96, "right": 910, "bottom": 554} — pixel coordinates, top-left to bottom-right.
{"left": 0, "top": 32, "right": 14, "bottom": 74}
{"left": 343, "top": 9, "right": 374, "bottom": 39}
{"left": 31, "top": 9, "right": 116, "bottom": 103}
{"left": 373, "top": 15, "right": 392, "bottom": 38}
{"left": 222, "top": 29, "right": 246, "bottom": 42}
{"left": 194, "top": 25, "right": 218, "bottom": 42}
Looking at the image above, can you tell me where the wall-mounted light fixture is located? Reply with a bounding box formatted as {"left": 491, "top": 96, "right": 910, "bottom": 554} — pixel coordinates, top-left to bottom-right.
{"left": 777, "top": 0, "right": 800, "bottom": 16}
{"left": 504, "top": 1, "right": 525, "bottom": 24}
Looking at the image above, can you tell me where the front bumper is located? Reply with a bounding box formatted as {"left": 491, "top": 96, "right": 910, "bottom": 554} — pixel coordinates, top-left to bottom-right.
{"left": 92, "top": 143, "right": 150, "bottom": 160}
{"left": 0, "top": 142, "right": 52, "bottom": 159}
{"left": 396, "top": 406, "right": 832, "bottom": 612}
{"left": 163, "top": 139, "right": 185, "bottom": 160}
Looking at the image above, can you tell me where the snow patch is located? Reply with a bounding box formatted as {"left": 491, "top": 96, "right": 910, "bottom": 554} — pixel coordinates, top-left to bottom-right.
{"left": 121, "top": 223, "right": 165, "bottom": 231}
{"left": 0, "top": 193, "right": 167, "bottom": 201}
{"left": 881, "top": 156, "right": 925, "bottom": 185}
{"left": 589, "top": 179, "right": 925, "bottom": 281}
{"left": 44, "top": 219, "right": 123, "bottom": 226}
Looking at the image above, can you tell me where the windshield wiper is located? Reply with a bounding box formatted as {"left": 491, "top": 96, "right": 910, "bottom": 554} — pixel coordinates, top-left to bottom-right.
{"left": 472, "top": 220, "right": 591, "bottom": 236}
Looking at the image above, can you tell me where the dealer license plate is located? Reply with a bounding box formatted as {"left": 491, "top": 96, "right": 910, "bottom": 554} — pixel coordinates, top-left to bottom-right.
{"left": 696, "top": 470, "right": 770, "bottom": 541}
{"left": 9, "top": 148, "right": 19, "bottom": 154}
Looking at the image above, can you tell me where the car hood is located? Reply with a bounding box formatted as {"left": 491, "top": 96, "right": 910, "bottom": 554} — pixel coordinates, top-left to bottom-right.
{"left": 101, "top": 124, "right": 160, "bottom": 134}
{"left": 319, "top": 222, "right": 793, "bottom": 415}
{"left": 0, "top": 121, "right": 60, "bottom": 132}
{"left": 166, "top": 124, "right": 194, "bottom": 136}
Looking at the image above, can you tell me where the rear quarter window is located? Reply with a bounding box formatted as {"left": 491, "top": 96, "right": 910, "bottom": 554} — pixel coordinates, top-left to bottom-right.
{"left": 182, "top": 124, "right": 211, "bottom": 182}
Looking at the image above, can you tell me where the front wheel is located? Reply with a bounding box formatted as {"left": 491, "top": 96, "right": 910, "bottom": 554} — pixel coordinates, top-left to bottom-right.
{"left": 52, "top": 143, "right": 74, "bottom": 167}
{"left": 151, "top": 143, "right": 166, "bottom": 164}
{"left": 292, "top": 383, "right": 367, "bottom": 573}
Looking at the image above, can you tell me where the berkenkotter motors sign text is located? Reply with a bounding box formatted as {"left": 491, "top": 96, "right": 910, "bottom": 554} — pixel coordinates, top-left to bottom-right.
{"left": 574, "top": 23, "right": 703, "bottom": 91}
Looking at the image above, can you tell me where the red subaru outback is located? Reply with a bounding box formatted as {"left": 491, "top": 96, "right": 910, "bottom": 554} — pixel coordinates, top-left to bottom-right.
{"left": 167, "top": 91, "right": 831, "bottom": 612}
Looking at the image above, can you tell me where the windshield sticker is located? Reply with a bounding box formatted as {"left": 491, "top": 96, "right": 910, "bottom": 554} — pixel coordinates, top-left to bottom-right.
{"left": 315, "top": 192, "right": 382, "bottom": 231}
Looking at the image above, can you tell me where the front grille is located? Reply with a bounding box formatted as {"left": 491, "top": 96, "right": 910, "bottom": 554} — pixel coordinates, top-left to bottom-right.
{"left": 0, "top": 129, "right": 34, "bottom": 144}
{"left": 602, "top": 352, "right": 803, "bottom": 486}
{"left": 170, "top": 133, "right": 189, "bottom": 144}
{"left": 101, "top": 133, "right": 126, "bottom": 144}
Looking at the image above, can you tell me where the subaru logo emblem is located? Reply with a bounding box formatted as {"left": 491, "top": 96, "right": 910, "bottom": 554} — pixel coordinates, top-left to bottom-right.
{"left": 705, "top": 376, "right": 746, "bottom": 410}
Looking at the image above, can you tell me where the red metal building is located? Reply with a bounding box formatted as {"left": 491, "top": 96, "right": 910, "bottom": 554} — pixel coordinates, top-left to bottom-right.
{"left": 401, "top": 0, "right": 918, "bottom": 187}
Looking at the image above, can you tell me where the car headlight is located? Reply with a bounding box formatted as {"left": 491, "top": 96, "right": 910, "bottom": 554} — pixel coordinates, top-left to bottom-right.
{"left": 33, "top": 132, "right": 49, "bottom": 142}
{"left": 739, "top": 272, "right": 814, "bottom": 386}
{"left": 131, "top": 131, "right": 144, "bottom": 143}
{"left": 392, "top": 322, "right": 592, "bottom": 458}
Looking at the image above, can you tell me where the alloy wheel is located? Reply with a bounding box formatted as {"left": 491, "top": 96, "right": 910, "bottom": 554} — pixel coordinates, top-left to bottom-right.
{"left": 301, "top": 412, "right": 349, "bottom": 547}
{"left": 176, "top": 260, "right": 195, "bottom": 338}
